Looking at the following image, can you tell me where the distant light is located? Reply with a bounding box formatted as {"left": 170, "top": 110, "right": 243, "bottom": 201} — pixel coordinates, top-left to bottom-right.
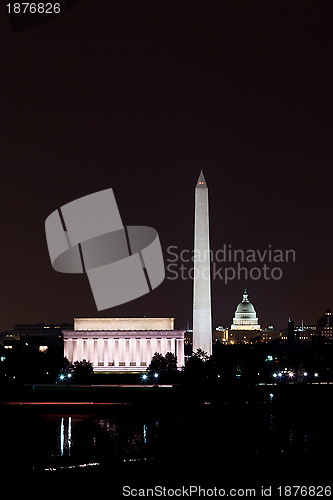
{"left": 314, "top": 372, "right": 319, "bottom": 377}
{"left": 273, "top": 373, "right": 277, "bottom": 378}
{"left": 303, "top": 372, "right": 308, "bottom": 377}
{"left": 288, "top": 371, "right": 294, "bottom": 378}
{"left": 278, "top": 372, "right": 283, "bottom": 377}
{"left": 67, "top": 373, "right": 72, "bottom": 378}
{"left": 59, "top": 374, "right": 65, "bottom": 380}
{"left": 154, "top": 373, "right": 159, "bottom": 379}
{"left": 142, "top": 374, "right": 148, "bottom": 381}
{"left": 0, "top": 356, "right": 5, "bottom": 362}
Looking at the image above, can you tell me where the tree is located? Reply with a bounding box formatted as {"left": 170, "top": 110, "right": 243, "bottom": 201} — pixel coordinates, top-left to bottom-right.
{"left": 193, "top": 348, "right": 210, "bottom": 361}
{"left": 184, "top": 348, "right": 211, "bottom": 382}
{"left": 147, "top": 352, "right": 179, "bottom": 382}
{"left": 147, "top": 352, "right": 166, "bottom": 375}
{"left": 72, "top": 359, "right": 94, "bottom": 383}
{"left": 165, "top": 352, "right": 178, "bottom": 374}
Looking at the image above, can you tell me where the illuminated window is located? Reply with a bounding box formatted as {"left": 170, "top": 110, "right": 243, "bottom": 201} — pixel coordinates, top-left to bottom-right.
{"left": 39, "top": 346, "right": 48, "bottom": 353}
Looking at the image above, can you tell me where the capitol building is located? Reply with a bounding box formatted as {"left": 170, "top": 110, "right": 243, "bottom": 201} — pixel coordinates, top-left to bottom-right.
{"left": 229, "top": 290, "right": 262, "bottom": 343}
{"left": 231, "top": 290, "right": 261, "bottom": 331}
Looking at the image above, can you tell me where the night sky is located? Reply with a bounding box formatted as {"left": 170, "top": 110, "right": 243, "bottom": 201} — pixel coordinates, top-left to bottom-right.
{"left": 0, "top": 1, "right": 332, "bottom": 332}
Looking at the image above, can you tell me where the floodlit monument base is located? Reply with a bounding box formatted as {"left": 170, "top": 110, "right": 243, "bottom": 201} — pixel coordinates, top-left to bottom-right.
{"left": 63, "top": 318, "right": 185, "bottom": 372}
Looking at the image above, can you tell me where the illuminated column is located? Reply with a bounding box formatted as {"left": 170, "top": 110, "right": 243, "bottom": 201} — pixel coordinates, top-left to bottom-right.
{"left": 87, "top": 338, "right": 94, "bottom": 364}
{"left": 156, "top": 338, "right": 162, "bottom": 354}
{"left": 128, "top": 338, "right": 133, "bottom": 365}
{"left": 64, "top": 338, "right": 69, "bottom": 360}
{"left": 193, "top": 171, "right": 212, "bottom": 355}
{"left": 161, "top": 338, "right": 167, "bottom": 356}
{"left": 83, "top": 339, "right": 88, "bottom": 361}
{"left": 125, "top": 339, "right": 130, "bottom": 367}
{"left": 141, "top": 338, "right": 146, "bottom": 367}
{"left": 114, "top": 339, "right": 119, "bottom": 367}
{"left": 151, "top": 338, "right": 157, "bottom": 358}
{"left": 67, "top": 339, "right": 73, "bottom": 363}
{"left": 93, "top": 339, "right": 98, "bottom": 367}
{"left": 72, "top": 339, "right": 78, "bottom": 362}
{"left": 146, "top": 339, "right": 151, "bottom": 366}
{"left": 108, "top": 338, "right": 114, "bottom": 367}
{"left": 104, "top": 339, "right": 108, "bottom": 367}
{"left": 176, "top": 338, "right": 184, "bottom": 368}
{"left": 136, "top": 339, "right": 141, "bottom": 367}
{"left": 97, "top": 338, "right": 104, "bottom": 366}
{"left": 118, "top": 338, "right": 124, "bottom": 365}
{"left": 129, "top": 338, "right": 136, "bottom": 365}
{"left": 76, "top": 338, "right": 83, "bottom": 362}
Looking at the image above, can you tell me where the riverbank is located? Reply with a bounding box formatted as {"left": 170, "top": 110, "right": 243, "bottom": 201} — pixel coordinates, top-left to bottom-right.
{"left": 2, "top": 380, "right": 333, "bottom": 409}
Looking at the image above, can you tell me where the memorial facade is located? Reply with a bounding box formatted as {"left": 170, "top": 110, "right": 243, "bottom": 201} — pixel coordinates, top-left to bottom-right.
{"left": 63, "top": 317, "right": 185, "bottom": 372}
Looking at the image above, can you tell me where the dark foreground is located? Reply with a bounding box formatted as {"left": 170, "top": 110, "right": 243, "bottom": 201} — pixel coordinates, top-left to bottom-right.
{"left": 1, "top": 383, "right": 332, "bottom": 496}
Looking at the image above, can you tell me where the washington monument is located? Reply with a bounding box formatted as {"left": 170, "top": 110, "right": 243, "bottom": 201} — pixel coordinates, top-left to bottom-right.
{"left": 192, "top": 171, "right": 212, "bottom": 355}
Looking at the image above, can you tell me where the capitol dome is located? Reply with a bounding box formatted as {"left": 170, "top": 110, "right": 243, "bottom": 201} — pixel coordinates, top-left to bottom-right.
{"left": 231, "top": 290, "right": 261, "bottom": 330}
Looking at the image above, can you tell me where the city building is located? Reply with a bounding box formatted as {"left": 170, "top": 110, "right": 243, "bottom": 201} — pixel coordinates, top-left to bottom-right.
{"left": 316, "top": 309, "right": 333, "bottom": 341}
{"left": 294, "top": 322, "right": 316, "bottom": 341}
{"left": 259, "top": 327, "right": 281, "bottom": 342}
{"left": 278, "top": 318, "right": 315, "bottom": 341}
{"left": 213, "top": 326, "right": 228, "bottom": 344}
{"left": 1, "top": 323, "right": 70, "bottom": 352}
{"left": 63, "top": 317, "right": 185, "bottom": 372}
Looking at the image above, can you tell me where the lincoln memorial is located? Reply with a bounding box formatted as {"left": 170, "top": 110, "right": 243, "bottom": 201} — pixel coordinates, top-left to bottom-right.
{"left": 63, "top": 317, "right": 185, "bottom": 372}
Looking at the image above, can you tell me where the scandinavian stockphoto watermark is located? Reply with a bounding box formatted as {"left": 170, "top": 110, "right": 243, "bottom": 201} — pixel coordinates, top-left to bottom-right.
{"left": 45, "top": 188, "right": 165, "bottom": 311}
{"left": 165, "top": 244, "right": 295, "bottom": 283}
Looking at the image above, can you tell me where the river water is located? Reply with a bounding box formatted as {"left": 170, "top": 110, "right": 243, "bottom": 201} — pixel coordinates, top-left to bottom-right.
{"left": 1, "top": 385, "right": 332, "bottom": 489}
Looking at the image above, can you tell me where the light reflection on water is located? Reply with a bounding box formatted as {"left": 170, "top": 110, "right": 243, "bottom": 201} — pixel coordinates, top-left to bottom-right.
{"left": 49, "top": 413, "right": 155, "bottom": 469}
{"left": 47, "top": 408, "right": 328, "bottom": 470}
{"left": 1, "top": 395, "right": 333, "bottom": 473}
{"left": 60, "top": 417, "right": 72, "bottom": 457}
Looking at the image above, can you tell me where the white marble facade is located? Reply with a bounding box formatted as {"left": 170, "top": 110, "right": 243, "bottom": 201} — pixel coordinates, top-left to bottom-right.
{"left": 63, "top": 318, "right": 185, "bottom": 372}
